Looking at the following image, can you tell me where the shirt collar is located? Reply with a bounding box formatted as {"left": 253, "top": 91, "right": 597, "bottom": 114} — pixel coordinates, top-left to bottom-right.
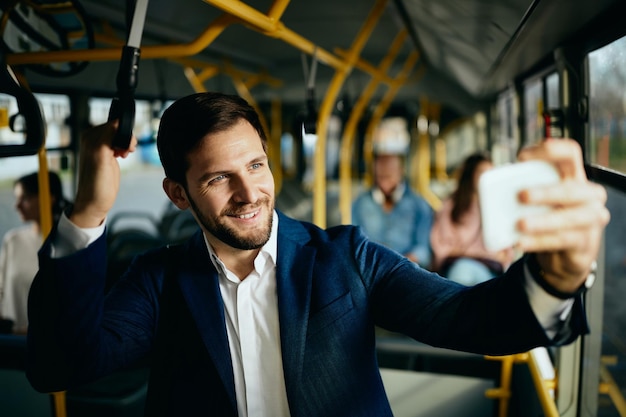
{"left": 371, "top": 180, "right": 406, "bottom": 205}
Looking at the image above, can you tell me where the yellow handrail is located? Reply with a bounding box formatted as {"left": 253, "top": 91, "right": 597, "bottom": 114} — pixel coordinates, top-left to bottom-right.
{"left": 599, "top": 356, "right": 626, "bottom": 416}
{"left": 7, "top": 13, "right": 238, "bottom": 65}
{"left": 485, "top": 354, "right": 516, "bottom": 417}
{"left": 203, "top": 0, "right": 349, "bottom": 72}
{"left": 525, "top": 351, "right": 559, "bottom": 417}
{"left": 485, "top": 351, "right": 559, "bottom": 417}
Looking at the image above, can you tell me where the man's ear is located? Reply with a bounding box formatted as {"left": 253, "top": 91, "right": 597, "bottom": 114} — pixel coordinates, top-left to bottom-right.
{"left": 163, "top": 178, "right": 190, "bottom": 210}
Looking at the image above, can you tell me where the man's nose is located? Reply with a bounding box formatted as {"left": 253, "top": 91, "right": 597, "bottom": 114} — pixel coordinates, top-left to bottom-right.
{"left": 232, "top": 176, "right": 259, "bottom": 203}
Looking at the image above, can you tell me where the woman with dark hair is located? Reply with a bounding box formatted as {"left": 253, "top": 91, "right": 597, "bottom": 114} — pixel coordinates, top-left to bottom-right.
{"left": 430, "top": 152, "right": 515, "bottom": 285}
{"left": 0, "top": 171, "right": 70, "bottom": 333}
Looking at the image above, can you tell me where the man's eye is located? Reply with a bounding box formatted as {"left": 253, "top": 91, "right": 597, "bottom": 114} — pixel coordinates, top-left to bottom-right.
{"left": 251, "top": 163, "right": 262, "bottom": 170}
{"left": 209, "top": 174, "right": 227, "bottom": 184}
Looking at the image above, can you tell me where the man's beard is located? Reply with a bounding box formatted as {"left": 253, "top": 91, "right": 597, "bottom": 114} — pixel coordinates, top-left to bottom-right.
{"left": 187, "top": 193, "right": 273, "bottom": 250}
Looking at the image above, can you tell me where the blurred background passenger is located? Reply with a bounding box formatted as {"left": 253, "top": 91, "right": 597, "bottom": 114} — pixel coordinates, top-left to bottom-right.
{"left": 352, "top": 117, "right": 433, "bottom": 267}
{"left": 0, "top": 171, "right": 70, "bottom": 334}
{"left": 430, "top": 152, "right": 514, "bottom": 286}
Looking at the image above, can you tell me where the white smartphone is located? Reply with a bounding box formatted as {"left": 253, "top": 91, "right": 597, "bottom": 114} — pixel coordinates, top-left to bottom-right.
{"left": 478, "top": 160, "right": 560, "bottom": 251}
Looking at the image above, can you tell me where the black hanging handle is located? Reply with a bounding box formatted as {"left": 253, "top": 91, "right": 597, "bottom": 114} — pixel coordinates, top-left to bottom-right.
{"left": 0, "top": 53, "right": 45, "bottom": 157}
{"left": 108, "top": 45, "right": 141, "bottom": 150}
{"left": 107, "top": 0, "right": 148, "bottom": 150}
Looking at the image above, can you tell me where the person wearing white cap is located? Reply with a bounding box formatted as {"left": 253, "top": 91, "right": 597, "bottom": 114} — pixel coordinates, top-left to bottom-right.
{"left": 352, "top": 117, "right": 433, "bottom": 267}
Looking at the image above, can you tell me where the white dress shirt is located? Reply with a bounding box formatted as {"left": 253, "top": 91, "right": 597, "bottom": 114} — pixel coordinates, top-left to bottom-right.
{"left": 204, "top": 211, "right": 290, "bottom": 417}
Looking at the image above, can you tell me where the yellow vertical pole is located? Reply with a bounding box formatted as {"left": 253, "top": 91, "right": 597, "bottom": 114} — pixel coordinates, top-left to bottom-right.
{"left": 312, "top": 0, "right": 389, "bottom": 228}
{"left": 37, "top": 148, "right": 52, "bottom": 238}
{"left": 51, "top": 391, "right": 68, "bottom": 417}
{"left": 413, "top": 96, "right": 441, "bottom": 211}
{"left": 270, "top": 97, "right": 283, "bottom": 195}
{"left": 484, "top": 354, "right": 515, "bottom": 417}
{"left": 434, "top": 138, "right": 448, "bottom": 181}
{"left": 338, "top": 30, "right": 408, "bottom": 224}
{"left": 417, "top": 102, "right": 437, "bottom": 198}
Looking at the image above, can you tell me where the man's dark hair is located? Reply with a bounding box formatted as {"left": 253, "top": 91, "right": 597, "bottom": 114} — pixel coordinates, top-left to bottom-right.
{"left": 156, "top": 92, "right": 268, "bottom": 185}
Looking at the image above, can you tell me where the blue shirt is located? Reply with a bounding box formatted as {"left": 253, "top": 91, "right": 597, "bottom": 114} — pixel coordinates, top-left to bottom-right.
{"left": 352, "top": 181, "right": 433, "bottom": 267}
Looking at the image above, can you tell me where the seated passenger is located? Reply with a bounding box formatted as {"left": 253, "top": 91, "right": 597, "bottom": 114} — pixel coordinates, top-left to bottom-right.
{"left": 0, "top": 171, "right": 70, "bottom": 334}
{"left": 352, "top": 117, "right": 433, "bottom": 266}
{"left": 430, "top": 152, "right": 514, "bottom": 285}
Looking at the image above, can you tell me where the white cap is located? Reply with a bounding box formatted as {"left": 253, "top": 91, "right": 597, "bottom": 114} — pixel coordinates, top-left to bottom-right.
{"left": 372, "top": 117, "right": 410, "bottom": 155}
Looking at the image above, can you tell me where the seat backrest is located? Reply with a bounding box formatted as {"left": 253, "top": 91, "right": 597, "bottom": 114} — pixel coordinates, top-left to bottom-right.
{"left": 106, "top": 229, "right": 165, "bottom": 292}
{"left": 159, "top": 209, "right": 198, "bottom": 244}
{"left": 0, "top": 369, "right": 54, "bottom": 416}
{"left": 0, "top": 335, "right": 54, "bottom": 417}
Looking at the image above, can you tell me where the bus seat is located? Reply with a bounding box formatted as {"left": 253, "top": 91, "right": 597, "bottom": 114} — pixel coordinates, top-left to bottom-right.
{"left": 0, "top": 334, "right": 54, "bottom": 416}
{"left": 65, "top": 367, "right": 149, "bottom": 417}
{"left": 0, "top": 334, "right": 27, "bottom": 370}
{"left": 0, "top": 369, "right": 54, "bottom": 416}
{"left": 107, "top": 211, "right": 162, "bottom": 240}
{"left": 106, "top": 229, "right": 165, "bottom": 292}
{"left": 158, "top": 208, "right": 198, "bottom": 244}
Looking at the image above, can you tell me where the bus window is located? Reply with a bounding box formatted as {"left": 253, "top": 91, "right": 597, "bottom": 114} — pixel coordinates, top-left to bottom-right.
{"left": 587, "top": 34, "right": 626, "bottom": 417}
{"left": 588, "top": 35, "right": 626, "bottom": 173}
{"left": 89, "top": 97, "right": 112, "bottom": 126}
{"left": 0, "top": 95, "right": 23, "bottom": 146}
{"left": 545, "top": 73, "right": 560, "bottom": 110}
{"left": 440, "top": 114, "right": 487, "bottom": 170}
{"left": 523, "top": 78, "right": 544, "bottom": 146}
{"left": 35, "top": 93, "right": 71, "bottom": 149}
{"left": 491, "top": 89, "right": 519, "bottom": 165}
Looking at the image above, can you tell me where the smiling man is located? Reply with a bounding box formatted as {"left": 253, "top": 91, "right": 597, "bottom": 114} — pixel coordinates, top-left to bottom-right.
{"left": 27, "top": 92, "right": 609, "bottom": 417}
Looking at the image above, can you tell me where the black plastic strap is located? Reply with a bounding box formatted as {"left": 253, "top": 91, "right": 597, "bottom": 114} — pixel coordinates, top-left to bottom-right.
{"left": 0, "top": 54, "right": 45, "bottom": 157}
{"left": 108, "top": 45, "right": 140, "bottom": 150}
{"left": 108, "top": 0, "right": 148, "bottom": 150}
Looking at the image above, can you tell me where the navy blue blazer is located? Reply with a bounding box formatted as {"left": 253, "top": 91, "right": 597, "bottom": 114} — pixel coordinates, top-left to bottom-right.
{"left": 26, "top": 211, "right": 587, "bottom": 416}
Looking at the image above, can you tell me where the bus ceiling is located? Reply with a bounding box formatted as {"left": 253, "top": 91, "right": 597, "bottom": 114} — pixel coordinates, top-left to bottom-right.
{"left": 1, "top": 0, "right": 622, "bottom": 119}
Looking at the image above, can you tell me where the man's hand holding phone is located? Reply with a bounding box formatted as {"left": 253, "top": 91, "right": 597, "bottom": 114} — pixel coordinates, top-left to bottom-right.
{"left": 479, "top": 138, "right": 609, "bottom": 294}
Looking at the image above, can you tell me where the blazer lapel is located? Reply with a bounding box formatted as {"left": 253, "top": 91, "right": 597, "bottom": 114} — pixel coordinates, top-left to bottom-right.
{"left": 275, "top": 213, "right": 316, "bottom": 389}
{"left": 174, "top": 232, "right": 237, "bottom": 411}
